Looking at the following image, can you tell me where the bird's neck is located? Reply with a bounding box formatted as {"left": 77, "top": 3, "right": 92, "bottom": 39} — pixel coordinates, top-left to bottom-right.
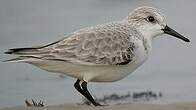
{"left": 125, "top": 20, "right": 154, "bottom": 53}
{"left": 134, "top": 27, "right": 153, "bottom": 54}
{"left": 142, "top": 36, "right": 152, "bottom": 55}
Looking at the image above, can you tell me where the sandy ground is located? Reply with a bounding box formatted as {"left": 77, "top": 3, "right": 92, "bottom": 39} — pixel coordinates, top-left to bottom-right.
{"left": 1, "top": 102, "right": 196, "bottom": 110}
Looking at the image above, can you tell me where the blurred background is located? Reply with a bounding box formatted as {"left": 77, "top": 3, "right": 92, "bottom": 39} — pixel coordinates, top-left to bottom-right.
{"left": 0, "top": 0, "right": 196, "bottom": 108}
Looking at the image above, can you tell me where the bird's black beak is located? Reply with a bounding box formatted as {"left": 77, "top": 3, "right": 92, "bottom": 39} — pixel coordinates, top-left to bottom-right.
{"left": 162, "top": 25, "right": 190, "bottom": 42}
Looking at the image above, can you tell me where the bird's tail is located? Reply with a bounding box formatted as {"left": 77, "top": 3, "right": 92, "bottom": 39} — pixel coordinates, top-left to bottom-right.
{"left": 4, "top": 40, "right": 61, "bottom": 62}
{"left": 4, "top": 47, "right": 45, "bottom": 63}
{"left": 3, "top": 57, "right": 27, "bottom": 62}
{"left": 4, "top": 47, "right": 42, "bottom": 55}
{"left": 3, "top": 56, "right": 40, "bottom": 63}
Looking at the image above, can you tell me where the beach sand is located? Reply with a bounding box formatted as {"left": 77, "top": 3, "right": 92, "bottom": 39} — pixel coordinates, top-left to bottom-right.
{"left": 1, "top": 102, "right": 196, "bottom": 110}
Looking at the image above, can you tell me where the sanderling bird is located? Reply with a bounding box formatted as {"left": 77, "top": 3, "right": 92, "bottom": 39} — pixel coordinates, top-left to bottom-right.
{"left": 4, "top": 6, "right": 190, "bottom": 106}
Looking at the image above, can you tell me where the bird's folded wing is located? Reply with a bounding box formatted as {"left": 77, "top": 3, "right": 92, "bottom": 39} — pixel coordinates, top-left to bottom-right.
{"left": 37, "top": 22, "right": 137, "bottom": 66}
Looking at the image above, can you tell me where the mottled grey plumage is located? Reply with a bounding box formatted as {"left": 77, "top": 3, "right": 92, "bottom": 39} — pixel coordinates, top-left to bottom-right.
{"left": 6, "top": 21, "right": 144, "bottom": 66}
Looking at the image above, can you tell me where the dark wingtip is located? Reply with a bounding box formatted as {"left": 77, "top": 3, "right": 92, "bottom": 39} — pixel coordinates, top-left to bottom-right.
{"left": 4, "top": 48, "right": 33, "bottom": 54}
{"left": 4, "top": 49, "right": 13, "bottom": 54}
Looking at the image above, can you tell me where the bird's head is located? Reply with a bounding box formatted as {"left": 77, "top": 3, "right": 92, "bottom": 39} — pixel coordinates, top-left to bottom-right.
{"left": 127, "top": 6, "right": 190, "bottom": 42}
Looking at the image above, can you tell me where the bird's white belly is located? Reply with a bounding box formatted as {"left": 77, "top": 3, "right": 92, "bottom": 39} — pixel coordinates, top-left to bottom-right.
{"left": 29, "top": 42, "right": 149, "bottom": 82}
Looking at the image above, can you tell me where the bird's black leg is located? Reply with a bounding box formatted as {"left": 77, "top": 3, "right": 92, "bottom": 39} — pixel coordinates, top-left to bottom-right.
{"left": 74, "top": 79, "right": 83, "bottom": 94}
{"left": 80, "top": 81, "right": 101, "bottom": 106}
{"left": 74, "top": 79, "right": 101, "bottom": 106}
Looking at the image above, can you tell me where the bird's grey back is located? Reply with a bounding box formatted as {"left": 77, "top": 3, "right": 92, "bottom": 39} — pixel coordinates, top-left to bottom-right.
{"left": 9, "top": 21, "right": 144, "bottom": 66}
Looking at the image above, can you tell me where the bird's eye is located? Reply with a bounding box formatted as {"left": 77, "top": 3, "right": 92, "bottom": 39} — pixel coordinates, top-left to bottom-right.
{"left": 147, "top": 16, "right": 155, "bottom": 23}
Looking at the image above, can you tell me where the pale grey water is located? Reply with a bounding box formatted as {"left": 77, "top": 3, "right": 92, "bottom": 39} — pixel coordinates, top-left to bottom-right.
{"left": 0, "top": 0, "right": 196, "bottom": 108}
